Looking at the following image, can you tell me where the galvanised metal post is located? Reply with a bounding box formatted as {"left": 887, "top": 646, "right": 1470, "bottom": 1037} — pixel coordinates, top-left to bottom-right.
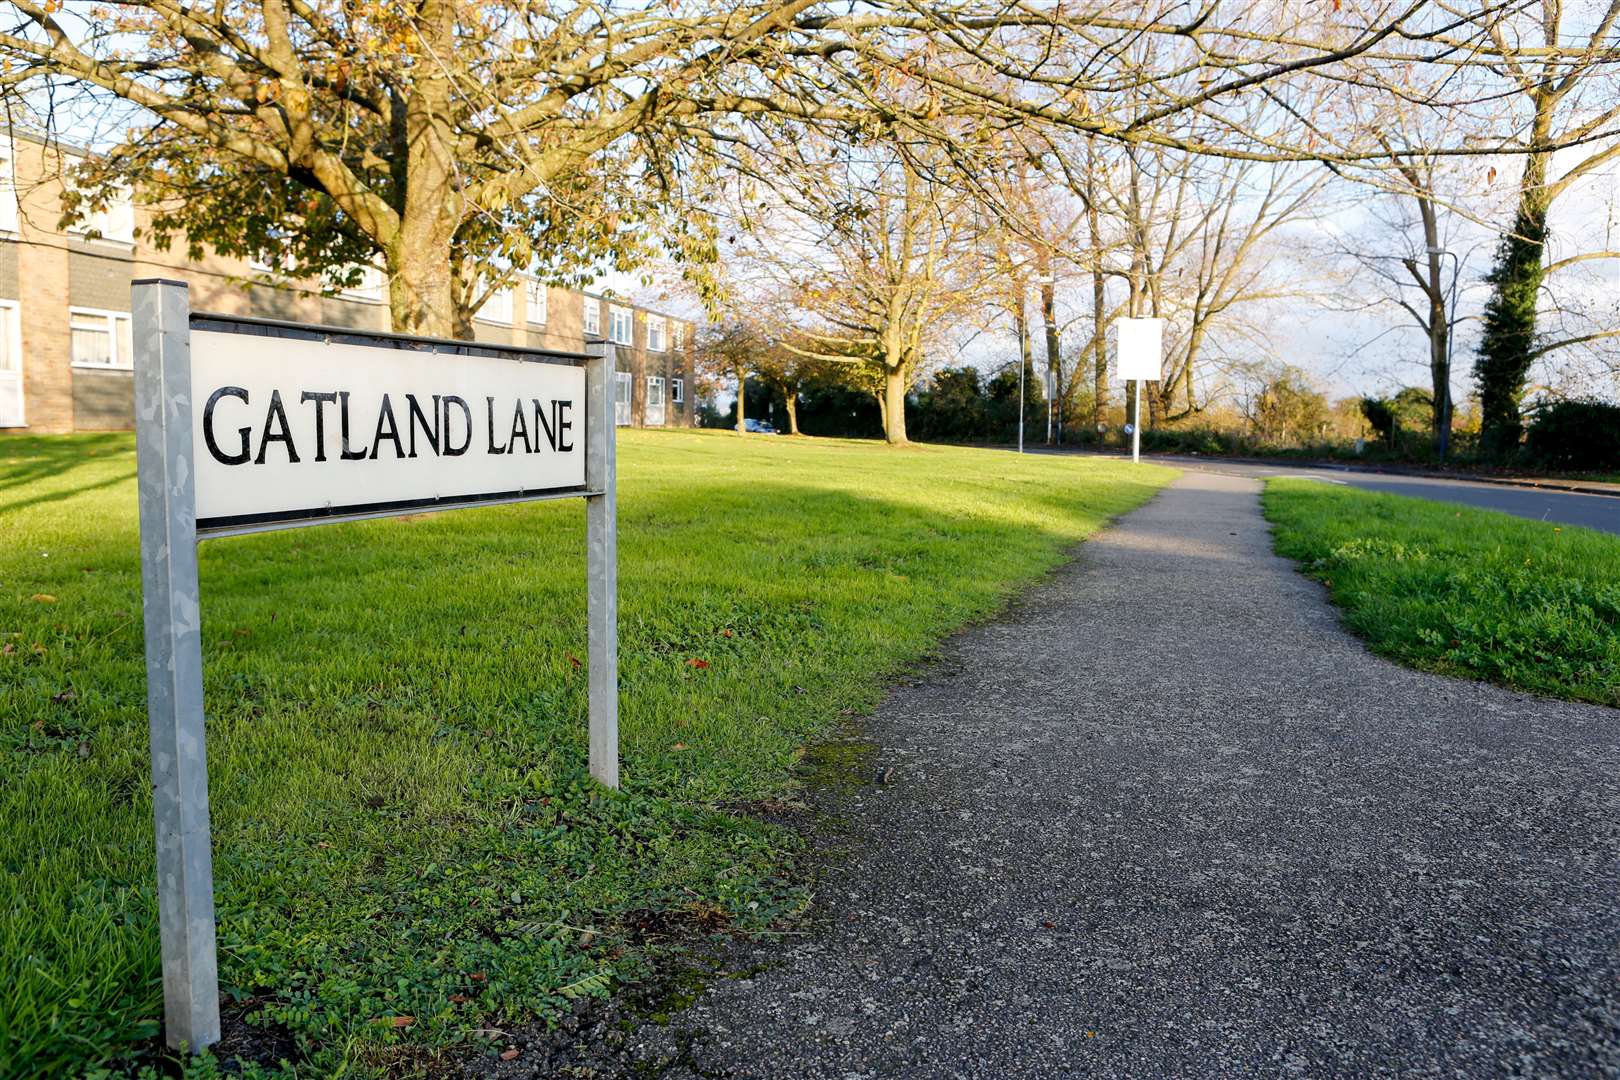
{"left": 132, "top": 278, "right": 221, "bottom": 1050}
{"left": 584, "top": 342, "right": 620, "bottom": 788}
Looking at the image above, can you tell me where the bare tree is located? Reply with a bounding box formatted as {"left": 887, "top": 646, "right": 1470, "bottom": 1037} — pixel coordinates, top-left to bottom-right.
{"left": 694, "top": 321, "right": 766, "bottom": 436}
{"left": 729, "top": 135, "right": 987, "bottom": 445}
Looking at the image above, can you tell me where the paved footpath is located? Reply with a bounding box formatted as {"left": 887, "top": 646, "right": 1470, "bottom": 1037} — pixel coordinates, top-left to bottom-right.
{"left": 611, "top": 472, "right": 1620, "bottom": 1078}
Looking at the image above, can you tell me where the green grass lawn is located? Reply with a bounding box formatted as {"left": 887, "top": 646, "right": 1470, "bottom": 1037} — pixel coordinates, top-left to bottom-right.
{"left": 1264, "top": 478, "right": 1620, "bottom": 707}
{"left": 1, "top": 429, "right": 1169, "bottom": 1078}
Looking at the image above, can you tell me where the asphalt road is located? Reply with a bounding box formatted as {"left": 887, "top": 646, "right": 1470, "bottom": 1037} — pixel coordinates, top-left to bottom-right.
{"left": 1126, "top": 454, "right": 1620, "bottom": 536}
{"left": 532, "top": 471, "right": 1620, "bottom": 1079}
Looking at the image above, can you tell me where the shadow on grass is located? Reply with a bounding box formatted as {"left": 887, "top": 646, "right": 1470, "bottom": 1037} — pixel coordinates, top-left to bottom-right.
{"left": 0, "top": 433, "right": 136, "bottom": 514}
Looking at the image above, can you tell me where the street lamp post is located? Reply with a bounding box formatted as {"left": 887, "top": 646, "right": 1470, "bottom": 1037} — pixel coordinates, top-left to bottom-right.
{"left": 1017, "top": 342, "right": 1025, "bottom": 454}
{"left": 1426, "top": 245, "right": 1459, "bottom": 462}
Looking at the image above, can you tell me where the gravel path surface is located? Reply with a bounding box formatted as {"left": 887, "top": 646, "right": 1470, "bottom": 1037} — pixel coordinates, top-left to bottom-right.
{"left": 596, "top": 471, "right": 1620, "bottom": 1078}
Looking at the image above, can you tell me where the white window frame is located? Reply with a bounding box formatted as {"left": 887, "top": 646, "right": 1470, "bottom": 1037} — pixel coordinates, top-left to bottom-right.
{"left": 671, "top": 377, "right": 684, "bottom": 404}
{"left": 0, "top": 138, "right": 17, "bottom": 236}
{"left": 477, "top": 283, "right": 514, "bottom": 325}
{"left": 614, "top": 370, "right": 633, "bottom": 426}
{"left": 69, "top": 306, "right": 134, "bottom": 370}
{"left": 646, "top": 314, "right": 667, "bottom": 353}
{"left": 584, "top": 297, "right": 602, "bottom": 337}
{"left": 646, "top": 375, "right": 666, "bottom": 426}
{"left": 524, "top": 279, "right": 547, "bottom": 325}
{"left": 608, "top": 305, "right": 634, "bottom": 347}
{"left": 249, "top": 250, "right": 293, "bottom": 276}
{"left": 65, "top": 180, "right": 135, "bottom": 245}
{"left": 671, "top": 322, "right": 684, "bottom": 351}
{"left": 0, "top": 300, "right": 25, "bottom": 428}
{"left": 336, "top": 264, "right": 387, "bottom": 304}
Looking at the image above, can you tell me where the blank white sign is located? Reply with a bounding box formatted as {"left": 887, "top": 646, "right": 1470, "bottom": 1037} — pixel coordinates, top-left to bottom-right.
{"left": 190, "top": 330, "right": 586, "bottom": 531}
{"left": 1115, "top": 318, "right": 1164, "bottom": 382}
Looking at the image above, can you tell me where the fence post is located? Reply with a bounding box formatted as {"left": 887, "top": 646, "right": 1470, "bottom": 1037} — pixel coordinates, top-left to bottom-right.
{"left": 132, "top": 278, "right": 221, "bottom": 1050}
{"left": 584, "top": 343, "right": 620, "bottom": 788}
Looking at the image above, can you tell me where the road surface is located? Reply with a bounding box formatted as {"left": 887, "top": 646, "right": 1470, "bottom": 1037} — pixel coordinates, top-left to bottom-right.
{"left": 1118, "top": 453, "right": 1620, "bottom": 536}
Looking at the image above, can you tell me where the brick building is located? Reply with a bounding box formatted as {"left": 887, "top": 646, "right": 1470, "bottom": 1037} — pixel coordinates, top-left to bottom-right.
{"left": 0, "top": 130, "right": 694, "bottom": 434}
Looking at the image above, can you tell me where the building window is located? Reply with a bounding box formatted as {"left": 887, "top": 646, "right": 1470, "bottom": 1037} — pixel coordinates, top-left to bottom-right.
{"left": 584, "top": 297, "right": 601, "bottom": 337}
{"left": 0, "top": 301, "right": 23, "bottom": 428}
{"left": 70, "top": 308, "right": 133, "bottom": 369}
{"left": 646, "top": 376, "right": 666, "bottom": 425}
{"left": 671, "top": 377, "right": 684, "bottom": 404}
{"left": 66, "top": 181, "right": 135, "bottom": 244}
{"left": 336, "top": 264, "right": 387, "bottom": 303}
{"left": 614, "top": 370, "right": 632, "bottom": 426}
{"left": 478, "top": 284, "right": 513, "bottom": 325}
{"left": 525, "top": 279, "right": 547, "bottom": 325}
{"left": 609, "top": 305, "right": 633, "bottom": 346}
{"left": 646, "top": 314, "right": 666, "bottom": 352}
{"left": 672, "top": 322, "right": 684, "bottom": 350}
{"left": 0, "top": 139, "right": 17, "bottom": 235}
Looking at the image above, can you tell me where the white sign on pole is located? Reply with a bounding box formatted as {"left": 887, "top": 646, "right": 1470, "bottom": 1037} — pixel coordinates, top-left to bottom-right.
{"left": 134, "top": 280, "right": 620, "bottom": 1053}
{"left": 1115, "top": 317, "right": 1164, "bottom": 383}
{"left": 191, "top": 330, "right": 586, "bottom": 532}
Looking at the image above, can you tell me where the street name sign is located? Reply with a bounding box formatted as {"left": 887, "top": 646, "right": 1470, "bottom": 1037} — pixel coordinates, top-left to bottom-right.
{"left": 191, "top": 329, "right": 586, "bottom": 532}
{"left": 132, "top": 279, "right": 620, "bottom": 1052}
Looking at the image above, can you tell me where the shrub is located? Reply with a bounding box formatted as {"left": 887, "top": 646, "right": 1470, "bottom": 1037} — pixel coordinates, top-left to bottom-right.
{"left": 1525, "top": 398, "right": 1620, "bottom": 472}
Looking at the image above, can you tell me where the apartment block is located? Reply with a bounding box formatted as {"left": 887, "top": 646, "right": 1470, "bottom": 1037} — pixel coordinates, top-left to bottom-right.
{"left": 0, "top": 130, "right": 694, "bottom": 434}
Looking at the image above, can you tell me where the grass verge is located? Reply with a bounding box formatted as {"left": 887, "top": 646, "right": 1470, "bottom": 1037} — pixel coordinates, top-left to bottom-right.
{"left": 1, "top": 429, "right": 1169, "bottom": 1078}
{"left": 1264, "top": 477, "right": 1620, "bottom": 707}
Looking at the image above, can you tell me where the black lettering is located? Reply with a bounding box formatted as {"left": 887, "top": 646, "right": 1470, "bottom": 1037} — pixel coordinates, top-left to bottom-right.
{"left": 442, "top": 395, "right": 471, "bottom": 456}
{"left": 508, "top": 399, "right": 532, "bottom": 454}
{"left": 202, "top": 386, "right": 251, "bottom": 465}
{"left": 486, "top": 396, "right": 507, "bottom": 454}
{"left": 370, "top": 393, "right": 405, "bottom": 459}
{"left": 554, "top": 399, "right": 575, "bottom": 453}
{"left": 533, "top": 397, "right": 559, "bottom": 451}
{"left": 406, "top": 394, "right": 440, "bottom": 458}
{"left": 338, "top": 391, "right": 368, "bottom": 460}
{"left": 301, "top": 391, "right": 337, "bottom": 462}
{"left": 255, "top": 389, "right": 300, "bottom": 465}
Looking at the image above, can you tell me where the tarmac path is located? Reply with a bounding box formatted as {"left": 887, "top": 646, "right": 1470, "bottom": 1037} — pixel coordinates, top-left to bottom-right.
{"left": 569, "top": 471, "right": 1620, "bottom": 1078}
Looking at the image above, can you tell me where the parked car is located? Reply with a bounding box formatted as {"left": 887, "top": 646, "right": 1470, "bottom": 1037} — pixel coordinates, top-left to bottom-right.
{"left": 743, "top": 418, "right": 780, "bottom": 435}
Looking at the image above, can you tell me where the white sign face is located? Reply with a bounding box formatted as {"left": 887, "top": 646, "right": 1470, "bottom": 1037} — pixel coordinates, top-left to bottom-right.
{"left": 190, "top": 330, "right": 586, "bottom": 531}
{"left": 1115, "top": 317, "right": 1164, "bottom": 382}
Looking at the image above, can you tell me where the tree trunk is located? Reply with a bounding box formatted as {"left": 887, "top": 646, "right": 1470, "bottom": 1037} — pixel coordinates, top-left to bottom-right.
{"left": 883, "top": 365, "right": 909, "bottom": 445}
{"left": 1475, "top": 101, "right": 1554, "bottom": 458}
{"left": 734, "top": 363, "right": 747, "bottom": 434}
{"left": 1086, "top": 139, "right": 1108, "bottom": 431}
{"left": 387, "top": 0, "right": 462, "bottom": 337}
{"left": 1040, "top": 272, "right": 1061, "bottom": 444}
{"left": 785, "top": 391, "right": 800, "bottom": 435}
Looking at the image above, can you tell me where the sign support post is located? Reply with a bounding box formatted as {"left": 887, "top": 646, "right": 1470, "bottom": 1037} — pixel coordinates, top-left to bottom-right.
{"left": 133, "top": 279, "right": 221, "bottom": 1051}
{"left": 1115, "top": 317, "right": 1163, "bottom": 467}
{"left": 131, "top": 278, "right": 617, "bottom": 1050}
{"left": 1132, "top": 378, "right": 1142, "bottom": 464}
{"left": 584, "top": 343, "right": 619, "bottom": 789}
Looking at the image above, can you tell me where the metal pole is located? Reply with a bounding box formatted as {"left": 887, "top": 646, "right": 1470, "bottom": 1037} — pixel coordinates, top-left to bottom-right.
{"left": 584, "top": 343, "right": 620, "bottom": 788}
{"left": 133, "top": 279, "right": 221, "bottom": 1051}
{"left": 1046, "top": 368, "right": 1054, "bottom": 444}
{"left": 1132, "top": 378, "right": 1141, "bottom": 464}
{"left": 1017, "top": 354, "right": 1025, "bottom": 454}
